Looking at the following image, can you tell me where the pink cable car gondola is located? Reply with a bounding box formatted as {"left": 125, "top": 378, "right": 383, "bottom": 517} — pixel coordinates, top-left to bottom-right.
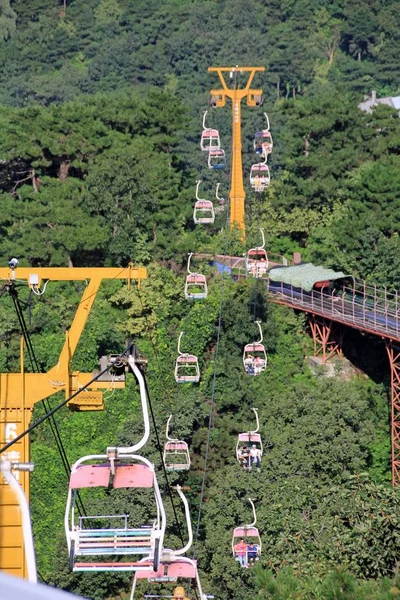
{"left": 249, "top": 162, "right": 270, "bottom": 192}
{"left": 200, "top": 110, "right": 220, "bottom": 151}
{"left": 246, "top": 228, "right": 268, "bottom": 278}
{"left": 193, "top": 181, "right": 215, "bottom": 224}
{"left": 208, "top": 148, "right": 226, "bottom": 170}
{"left": 175, "top": 332, "right": 200, "bottom": 384}
{"left": 232, "top": 499, "right": 261, "bottom": 569}
{"left": 243, "top": 321, "right": 267, "bottom": 376}
{"left": 65, "top": 353, "right": 166, "bottom": 574}
{"left": 254, "top": 113, "right": 273, "bottom": 158}
{"left": 185, "top": 253, "right": 207, "bottom": 300}
{"left": 163, "top": 415, "right": 191, "bottom": 471}
{"left": 236, "top": 408, "right": 263, "bottom": 471}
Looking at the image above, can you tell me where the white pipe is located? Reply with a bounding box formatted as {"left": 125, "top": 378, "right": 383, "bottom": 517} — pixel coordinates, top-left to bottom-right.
{"left": 187, "top": 253, "right": 193, "bottom": 275}
{"left": 252, "top": 408, "right": 259, "bottom": 434}
{"left": 247, "top": 498, "right": 257, "bottom": 528}
{"left": 177, "top": 332, "right": 184, "bottom": 356}
{"left": 255, "top": 320, "right": 263, "bottom": 344}
{"left": 202, "top": 111, "right": 208, "bottom": 130}
{"left": 263, "top": 112, "right": 270, "bottom": 131}
{"left": 173, "top": 486, "right": 193, "bottom": 555}
{"left": 1, "top": 461, "right": 37, "bottom": 583}
{"left": 109, "top": 355, "right": 150, "bottom": 453}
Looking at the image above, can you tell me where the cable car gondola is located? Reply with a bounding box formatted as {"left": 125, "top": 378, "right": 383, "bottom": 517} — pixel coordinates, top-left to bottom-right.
{"left": 254, "top": 113, "right": 273, "bottom": 159}
{"left": 174, "top": 332, "right": 200, "bottom": 384}
{"left": 163, "top": 415, "right": 191, "bottom": 471}
{"left": 184, "top": 253, "right": 208, "bottom": 300}
{"left": 193, "top": 181, "right": 215, "bottom": 224}
{"left": 208, "top": 148, "right": 226, "bottom": 170}
{"left": 243, "top": 321, "right": 267, "bottom": 376}
{"left": 246, "top": 228, "right": 268, "bottom": 278}
{"left": 236, "top": 408, "right": 263, "bottom": 471}
{"left": 232, "top": 499, "right": 261, "bottom": 568}
{"left": 200, "top": 110, "right": 220, "bottom": 152}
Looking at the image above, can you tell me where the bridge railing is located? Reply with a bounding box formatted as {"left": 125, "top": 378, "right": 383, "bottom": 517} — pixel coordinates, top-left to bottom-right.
{"left": 266, "top": 280, "right": 400, "bottom": 340}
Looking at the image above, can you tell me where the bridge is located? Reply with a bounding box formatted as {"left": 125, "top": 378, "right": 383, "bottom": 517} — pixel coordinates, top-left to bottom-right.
{"left": 196, "top": 252, "right": 400, "bottom": 486}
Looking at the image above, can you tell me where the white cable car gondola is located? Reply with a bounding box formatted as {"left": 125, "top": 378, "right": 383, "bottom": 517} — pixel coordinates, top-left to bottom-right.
{"left": 249, "top": 162, "right": 270, "bottom": 192}
{"left": 236, "top": 408, "right": 263, "bottom": 471}
{"left": 232, "top": 498, "right": 261, "bottom": 569}
{"left": 208, "top": 148, "right": 226, "bottom": 170}
{"left": 175, "top": 332, "right": 200, "bottom": 384}
{"left": 184, "top": 253, "right": 207, "bottom": 300}
{"left": 163, "top": 415, "right": 191, "bottom": 471}
{"left": 65, "top": 352, "right": 166, "bottom": 573}
{"left": 243, "top": 321, "right": 267, "bottom": 376}
{"left": 246, "top": 228, "right": 268, "bottom": 278}
{"left": 254, "top": 113, "right": 273, "bottom": 159}
{"left": 200, "top": 110, "right": 220, "bottom": 152}
{"left": 193, "top": 181, "right": 215, "bottom": 224}
{"left": 131, "top": 486, "right": 209, "bottom": 600}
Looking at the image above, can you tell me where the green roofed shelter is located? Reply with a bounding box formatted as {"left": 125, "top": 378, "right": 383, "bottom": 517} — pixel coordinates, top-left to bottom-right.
{"left": 268, "top": 263, "right": 347, "bottom": 293}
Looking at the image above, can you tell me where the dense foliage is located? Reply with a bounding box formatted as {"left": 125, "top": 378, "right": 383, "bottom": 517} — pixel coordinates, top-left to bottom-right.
{"left": 0, "top": 1, "right": 400, "bottom": 599}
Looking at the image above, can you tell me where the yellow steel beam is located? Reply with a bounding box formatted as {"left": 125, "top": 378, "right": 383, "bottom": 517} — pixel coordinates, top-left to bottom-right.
{"left": 208, "top": 66, "right": 265, "bottom": 239}
{"left": 0, "top": 265, "right": 146, "bottom": 579}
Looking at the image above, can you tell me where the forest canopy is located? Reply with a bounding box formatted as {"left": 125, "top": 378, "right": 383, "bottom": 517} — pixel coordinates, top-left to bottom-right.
{"left": 0, "top": 1, "right": 400, "bottom": 599}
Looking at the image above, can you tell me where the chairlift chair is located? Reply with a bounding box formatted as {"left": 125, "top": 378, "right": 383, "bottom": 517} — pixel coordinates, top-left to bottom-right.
{"left": 175, "top": 332, "right": 200, "bottom": 384}
{"left": 130, "top": 486, "right": 209, "bottom": 600}
{"left": 236, "top": 408, "right": 263, "bottom": 469}
{"left": 193, "top": 181, "right": 215, "bottom": 224}
{"left": 163, "top": 415, "right": 191, "bottom": 471}
{"left": 184, "top": 253, "right": 208, "bottom": 300}
{"left": 243, "top": 321, "right": 267, "bottom": 376}
{"left": 249, "top": 163, "right": 270, "bottom": 192}
{"left": 246, "top": 228, "right": 268, "bottom": 278}
{"left": 208, "top": 148, "right": 226, "bottom": 170}
{"left": 232, "top": 499, "right": 262, "bottom": 568}
{"left": 200, "top": 110, "right": 220, "bottom": 151}
{"left": 254, "top": 113, "right": 273, "bottom": 158}
{"left": 65, "top": 455, "right": 165, "bottom": 573}
{"left": 65, "top": 352, "right": 166, "bottom": 573}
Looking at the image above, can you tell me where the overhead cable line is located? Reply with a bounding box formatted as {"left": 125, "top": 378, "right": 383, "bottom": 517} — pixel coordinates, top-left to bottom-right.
{"left": 0, "top": 346, "right": 131, "bottom": 455}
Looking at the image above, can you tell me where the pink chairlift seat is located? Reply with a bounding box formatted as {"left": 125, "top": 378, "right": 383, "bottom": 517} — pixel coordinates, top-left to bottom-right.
{"left": 244, "top": 343, "right": 265, "bottom": 353}
{"left": 113, "top": 465, "right": 154, "bottom": 489}
{"left": 238, "top": 433, "right": 261, "bottom": 443}
{"left": 233, "top": 526, "right": 260, "bottom": 538}
{"left": 195, "top": 200, "right": 213, "bottom": 209}
{"left": 165, "top": 442, "right": 188, "bottom": 451}
{"left": 186, "top": 274, "right": 206, "bottom": 284}
{"left": 167, "top": 561, "right": 197, "bottom": 578}
{"left": 176, "top": 355, "right": 198, "bottom": 364}
{"left": 70, "top": 465, "right": 111, "bottom": 489}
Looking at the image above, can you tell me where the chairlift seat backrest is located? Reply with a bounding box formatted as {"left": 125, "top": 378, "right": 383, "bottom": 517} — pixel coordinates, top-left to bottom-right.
{"left": 70, "top": 465, "right": 111, "bottom": 489}
{"left": 247, "top": 249, "right": 268, "bottom": 259}
{"left": 233, "top": 526, "right": 260, "bottom": 538}
{"left": 251, "top": 164, "right": 269, "bottom": 173}
{"left": 202, "top": 129, "right": 219, "bottom": 138}
{"left": 244, "top": 343, "right": 265, "bottom": 353}
{"left": 176, "top": 354, "right": 198, "bottom": 364}
{"left": 167, "top": 561, "right": 197, "bottom": 578}
{"left": 195, "top": 200, "right": 213, "bottom": 209}
{"left": 238, "top": 433, "right": 262, "bottom": 443}
{"left": 165, "top": 441, "right": 188, "bottom": 451}
{"left": 186, "top": 274, "right": 206, "bottom": 284}
{"left": 113, "top": 465, "right": 154, "bottom": 489}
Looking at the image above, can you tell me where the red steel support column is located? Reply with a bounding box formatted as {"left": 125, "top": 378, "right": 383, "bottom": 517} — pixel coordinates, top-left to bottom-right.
{"left": 386, "top": 341, "right": 400, "bottom": 486}
{"left": 308, "top": 315, "right": 343, "bottom": 363}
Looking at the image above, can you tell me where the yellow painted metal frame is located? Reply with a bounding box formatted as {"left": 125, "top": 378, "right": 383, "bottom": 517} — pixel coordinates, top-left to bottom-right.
{"left": 0, "top": 265, "right": 146, "bottom": 579}
{"left": 208, "top": 66, "right": 265, "bottom": 238}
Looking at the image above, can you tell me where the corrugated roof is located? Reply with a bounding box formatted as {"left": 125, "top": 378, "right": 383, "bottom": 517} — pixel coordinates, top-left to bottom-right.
{"left": 269, "top": 263, "right": 347, "bottom": 292}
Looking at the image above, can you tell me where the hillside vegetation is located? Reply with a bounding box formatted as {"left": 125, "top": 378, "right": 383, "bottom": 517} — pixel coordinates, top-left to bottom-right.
{"left": 0, "top": 1, "right": 400, "bottom": 599}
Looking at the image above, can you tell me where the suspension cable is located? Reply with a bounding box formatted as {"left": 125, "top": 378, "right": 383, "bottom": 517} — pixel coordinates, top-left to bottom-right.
{"left": 0, "top": 346, "right": 131, "bottom": 455}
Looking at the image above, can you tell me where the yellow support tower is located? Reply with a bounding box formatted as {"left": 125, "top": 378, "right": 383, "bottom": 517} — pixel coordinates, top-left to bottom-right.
{"left": 208, "top": 66, "right": 265, "bottom": 238}
{"left": 0, "top": 265, "right": 146, "bottom": 579}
